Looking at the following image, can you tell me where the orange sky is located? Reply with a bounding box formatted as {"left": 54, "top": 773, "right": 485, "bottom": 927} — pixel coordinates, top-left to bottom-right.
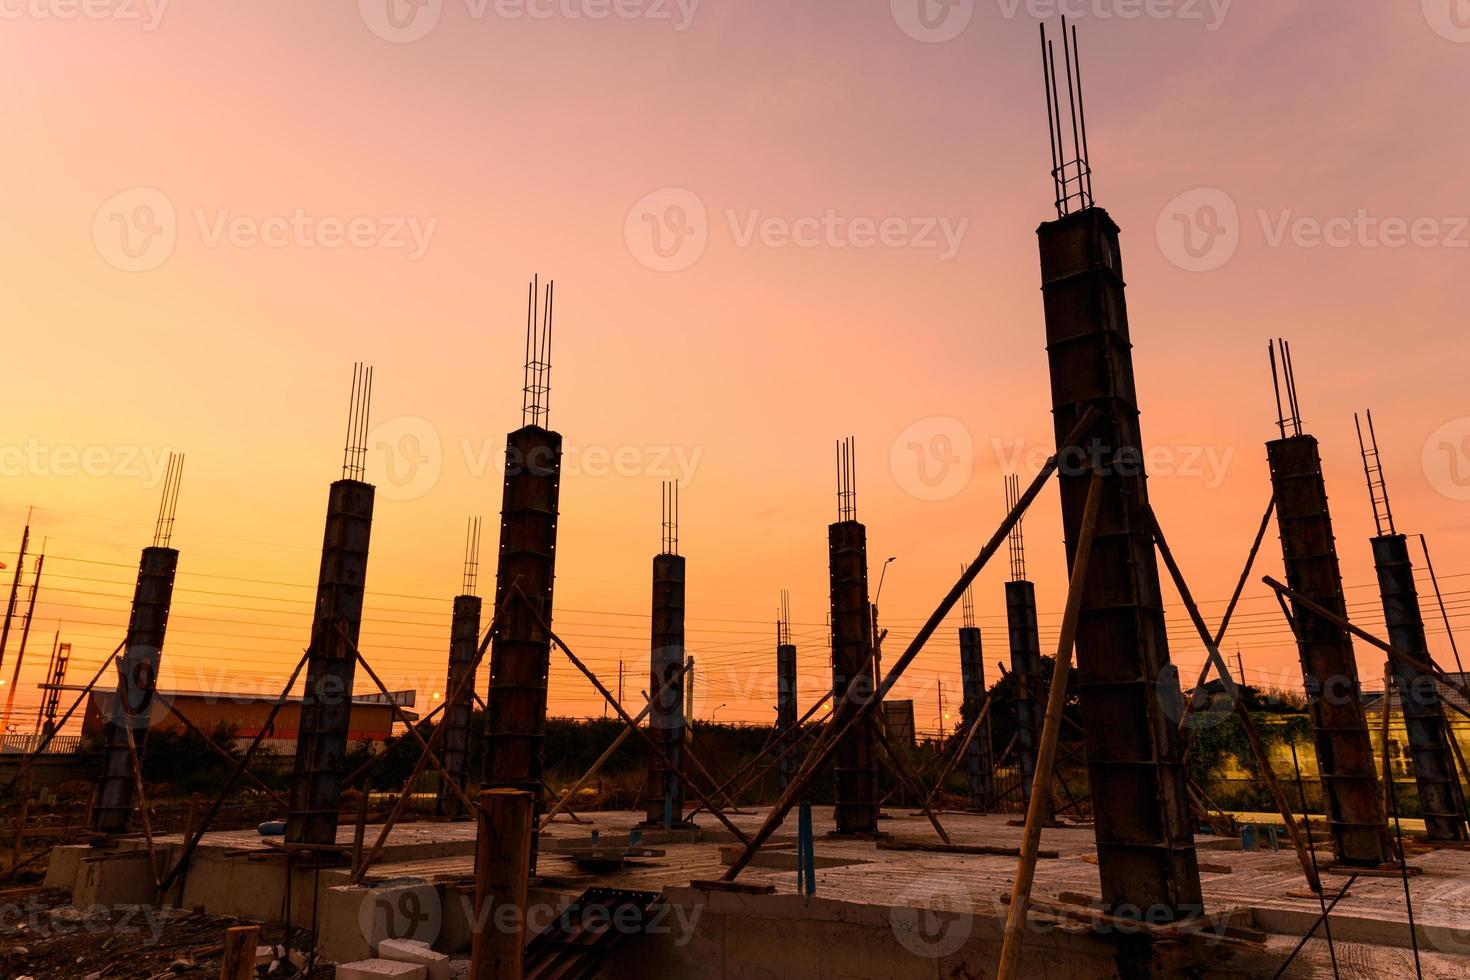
{"left": 2, "top": 2, "right": 1468, "bottom": 736}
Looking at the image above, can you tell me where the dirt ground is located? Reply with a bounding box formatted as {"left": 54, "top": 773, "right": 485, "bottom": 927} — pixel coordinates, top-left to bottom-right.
{"left": 0, "top": 885, "right": 333, "bottom": 980}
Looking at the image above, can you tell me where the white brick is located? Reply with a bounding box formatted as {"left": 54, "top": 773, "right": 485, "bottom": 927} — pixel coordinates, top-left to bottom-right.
{"left": 335, "top": 960, "right": 428, "bottom": 980}
{"left": 377, "top": 939, "right": 450, "bottom": 980}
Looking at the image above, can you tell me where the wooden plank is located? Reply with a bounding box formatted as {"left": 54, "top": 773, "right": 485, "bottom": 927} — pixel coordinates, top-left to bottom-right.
{"left": 877, "top": 840, "right": 1058, "bottom": 860}
{"left": 220, "top": 924, "right": 260, "bottom": 980}
{"left": 689, "top": 879, "right": 775, "bottom": 895}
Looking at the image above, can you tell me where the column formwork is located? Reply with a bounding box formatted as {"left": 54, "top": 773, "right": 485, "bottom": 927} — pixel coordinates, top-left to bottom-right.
{"left": 1005, "top": 579, "right": 1044, "bottom": 814}
{"left": 93, "top": 545, "right": 179, "bottom": 834}
{"left": 1269, "top": 435, "right": 1393, "bottom": 866}
{"left": 828, "top": 520, "right": 878, "bottom": 835}
{"left": 286, "top": 478, "right": 375, "bottom": 846}
{"left": 482, "top": 424, "right": 562, "bottom": 871}
{"left": 644, "top": 552, "right": 692, "bottom": 827}
{"left": 1371, "top": 533, "right": 1466, "bottom": 841}
{"left": 1039, "top": 206, "right": 1202, "bottom": 919}
{"left": 438, "top": 593, "right": 483, "bottom": 817}
{"left": 958, "top": 626, "right": 994, "bottom": 810}
{"left": 776, "top": 642, "right": 798, "bottom": 792}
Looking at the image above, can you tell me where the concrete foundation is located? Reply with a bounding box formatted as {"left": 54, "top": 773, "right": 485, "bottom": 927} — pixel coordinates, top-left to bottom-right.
{"left": 41, "top": 807, "right": 1470, "bottom": 978}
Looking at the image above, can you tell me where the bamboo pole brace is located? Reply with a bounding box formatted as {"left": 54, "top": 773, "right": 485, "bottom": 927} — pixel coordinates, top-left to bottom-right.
{"left": 1149, "top": 509, "right": 1321, "bottom": 894}
{"left": 996, "top": 471, "right": 1104, "bottom": 980}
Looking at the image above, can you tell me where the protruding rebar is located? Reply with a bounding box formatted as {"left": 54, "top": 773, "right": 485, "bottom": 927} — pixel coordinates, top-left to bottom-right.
{"left": 1269, "top": 339, "right": 1303, "bottom": 439}
{"left": 1005, "top": 474, "right": 1028, "bottom": 582}
{"left": 660, "top": 481, "right": 680, "bottom": 556}
{"left": 960, "top": 565, "right": 976, "bottom": 630}
{"left": 836, "top": 437, "right": 857, "bottom": 523}
{"left": 342, "top": 362, "right": 374, "bottom": 481}
{"left": 462, "top": 516, "right": 482, "bottom": 597}
{"left": 778, "top": 589, "right": 792, "bottom": 647}
{"left": 151, "top": 453, "right": 185, "bottom": 548}
{"left": 522, "top": 276, "right": 554, "bottom": 429}
{"left": 1039, "top": 17, "right": 1095, "bottom": 217}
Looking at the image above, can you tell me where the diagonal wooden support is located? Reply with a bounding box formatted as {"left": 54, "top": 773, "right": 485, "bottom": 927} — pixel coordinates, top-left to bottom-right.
{"left": 350, "top": 592, "right": 514, "bottom": 885}
{"left": 1263, "top": 577, "right": 1470, "bottom": 721}
{"left": 692, "top": 693, "right": 836, "bottom": 818}
{"left": 680, "top": 732, "right": 742, "bottom": 813}
{"left": 997, "top": 470, "right": 1103, "bottom": 980}
{"left": 340, "top": 695, "right": 452, "bottom": 789}
{"left": 539, "top": 660, "right": 691, "bottom": 830}
{"left": 871, "top": 715, "right": 950, "bottom": 844}
{"left": 722, "top": 408, "right": 1102, "bottom": 882}
{"left": 0, "top": 639, "right": 124, "bottom": 798}
{"left": 882, "top": 725, "right": 964, "bottom": 807}
{"left": 119, "top": 679, "right": 160, "bottom": 888}
{"left": 919, "top": 698, "right": 993, "bottom": 812}
{"left": 157, "top": 647, "right": 312, "bottom": 893}
{"left": 1150, "top": 508, "right": 1321, "bottom": 894}
{"left": 1177, "top": 497, "right": 1275, "bottom": 734}
{"left": 341, "top": 625, "right": 479, "bottom": 817}
{"left": 1380, "top": 662, "right": 1395, "bottom": 825}
{"left": 512, "top": 587, "right": 754, "bottom": 848}
{"left": 162, "top": 701, "right": 287, "bottom": 808}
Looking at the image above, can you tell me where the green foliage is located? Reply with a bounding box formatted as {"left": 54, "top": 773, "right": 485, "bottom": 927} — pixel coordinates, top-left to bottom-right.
{"left": 1187, "top": 692, "right": 1312, "bottom": 788}
{"left": 139, "top": 723, "right": 247, "bottom": 793}
{"left": 984, "top": 654, "right": 1083, "bottom": 758}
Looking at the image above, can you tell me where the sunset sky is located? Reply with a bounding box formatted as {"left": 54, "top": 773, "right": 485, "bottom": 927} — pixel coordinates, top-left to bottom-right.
{"left": 2, "top": 2, "right": 1468, "bottom": 736}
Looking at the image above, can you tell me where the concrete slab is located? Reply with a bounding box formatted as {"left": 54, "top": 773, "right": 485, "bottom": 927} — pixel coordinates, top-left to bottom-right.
{"left": 43, "top": 807, "right": 1470, "bottom": 978}
{"left": 336, "top": 960, "right": 427, "bottom": 980}
{"left": 378, "top": 938, "right": 450, "bottom": 980}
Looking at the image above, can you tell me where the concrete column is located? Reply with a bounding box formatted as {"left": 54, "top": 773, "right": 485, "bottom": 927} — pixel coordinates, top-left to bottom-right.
{"left": 1371, "top": 533, "right": 1467, "bottom": 841}
{"left": 1005, "top": 579, "right": 1045, "bottom": 817}
{"left": 470, "top": 789, "right": 533, "bottom": 980}
{"left": 93, "top": 545, "right": 178, "bottom": 834}
{"left": 438, "top": 593, "right": 483, "bottom": 817}
{"left": 958, "top": 626, "right": 994, "bottom": 810}
{"left": 286, "top": 478, "right": 374, "bottom": 846}
{"left": 482, "top": 425, "right": 561, "bottom": 872}
{"left": 1269, "top": 435, "right": 1393, "bottom": 866}
{"left": 1039, "top": 206, "right": 1201, "bottom": 917}
{"left": 776, "top": 642, "right": 798, "bottom": 791}
{"left": 828, "top": 520, "right": 878, "bottom": 835}
{"left": 644, "top": 553, "right": 690, "bottom": 827}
